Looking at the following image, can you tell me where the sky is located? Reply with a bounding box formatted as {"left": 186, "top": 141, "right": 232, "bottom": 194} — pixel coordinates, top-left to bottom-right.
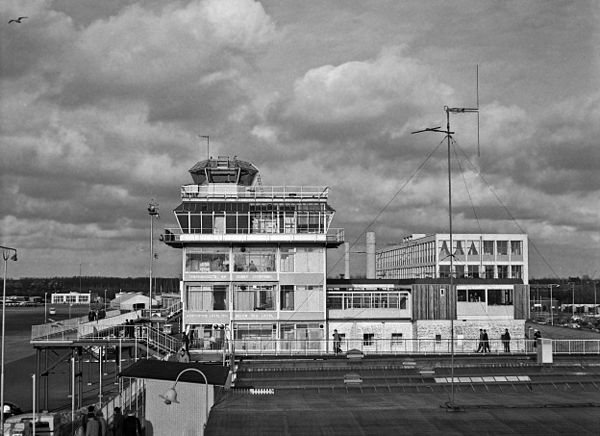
{"left": 1, "top": 0, "right": 599, "bottom": 280}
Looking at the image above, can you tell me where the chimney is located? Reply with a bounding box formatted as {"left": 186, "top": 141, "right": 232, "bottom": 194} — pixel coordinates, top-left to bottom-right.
{"left": 366, "top": 232, "right": 376, "bottom": 279}
{"left": 344, "top": 242, "right": 350, "bottom": 279}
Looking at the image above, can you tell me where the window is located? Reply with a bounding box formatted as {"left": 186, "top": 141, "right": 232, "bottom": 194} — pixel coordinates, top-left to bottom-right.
{"left": 294, "top": 286, "right": 323, "bottom": 312}
{"left": 391, "top": 333, "right": 403, "bottom": 344}
{"left": 435, "top": 334, "right": 442, "bottom": 343}
{"left": 363, "top": 333, "right": 374, "bottom": 346}
{"left": 467, "top": 265, "right": 480, "bottom": 278}
{"left": 488, "top": 289, "right": 513, "bottom": 305}
{"left": 511, "top": 241, "right": 522, "bottom": 255}
{"left": 439, "top": 265, "right": 451, "bottom": 278}
{"left": 497, "top": 265, "right": 509, "bottom": 278}
{"left": 280, "top": 286, "right": 294, "bottom": 310}
{"left": 497, "top": 241, "right": 508, "bottom": 256}
{"left": 483, "top": 241, "right": 494, "bottom": 255}
{"left": 233, "top": 247, "right": 275, "bottom": 272}
{"left": 454, "top": 241, "right": 464, "bottom": 255}
{"left": 511, "top": 265, "right": 522, "bottom": 279}
{"left": 280, "top": 247, "right": 295, "bottom": 272}
{"left": 326, "top": 294, "right": 343, "bottom": 309}
{"left": 468, "top": 241, "right": 478, "bottom": 256}
{"left": 484, "top": 265, "right": 494, "bottom": 278}
{"left": 234, "top": 285, "right": 275, "bottom": 311}
{"left": 187, "top": 286, "right": 229, "bottom": 311}
{"left": 457, "top": 290, "right": 467, "bottom": 302}
{"left": 186, "top": 249, "right": 229, "bottom": 272}
{"left": 439, "top": 241, "right": 450, "bottom": 258}
{"left": 467, "top": 289, "right": 486, "bottom": 302}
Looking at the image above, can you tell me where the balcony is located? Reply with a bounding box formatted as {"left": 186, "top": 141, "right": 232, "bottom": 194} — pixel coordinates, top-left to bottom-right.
{"left": 161, "top": 227, "right": 344, "bottom": 247}
{"left": 181, "top": 184, "right": 330, "bottom": 200}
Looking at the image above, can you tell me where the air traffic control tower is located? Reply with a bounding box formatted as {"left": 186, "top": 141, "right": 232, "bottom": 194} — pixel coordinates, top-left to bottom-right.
{"left": 162, "top": 156, "right": 344, "bottom": 353}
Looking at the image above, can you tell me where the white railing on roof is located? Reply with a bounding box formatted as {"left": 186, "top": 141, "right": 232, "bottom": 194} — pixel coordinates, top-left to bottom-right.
{"left": 181, "top": 185, "right": 329, "bottom": 199}
{"left": 193, "top": 338, "right": 600, "bottom": 357}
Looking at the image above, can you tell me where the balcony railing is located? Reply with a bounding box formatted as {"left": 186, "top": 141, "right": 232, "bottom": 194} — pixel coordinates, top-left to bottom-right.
{"left": 190, "top": 337, "right": 600, "bottom": 358}
{"left": 162, "top": 227, "right": 344, "bottom": 244}
{"left": 181, "top": 185, "right": 330, "bottom": 199}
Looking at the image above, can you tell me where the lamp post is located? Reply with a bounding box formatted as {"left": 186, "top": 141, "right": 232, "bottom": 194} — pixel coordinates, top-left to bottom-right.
{"left": 1, "top": 245, "right": 17, "bottom": 434}
{"left": 571, "top": 282, "right": 575, "bottom": 319}
{"left": 148, "top": 200, "right": 159, "bottom": 316}
{"left": 160, "top": 368, "right": 209, "bottom": 428}
{"left": 44, "top": 292, "right": 47, "bottom": 324}
{"left": 548, "top": 284, "right": 559, "bottom": 326}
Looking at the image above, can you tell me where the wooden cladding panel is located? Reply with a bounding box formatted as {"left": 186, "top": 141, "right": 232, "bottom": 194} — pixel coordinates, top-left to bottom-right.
{"left": 411, "top": 284, "right": 456, "bottom": 320}
{"left": 513, "top": 284, "right": 529, "bottom": 320}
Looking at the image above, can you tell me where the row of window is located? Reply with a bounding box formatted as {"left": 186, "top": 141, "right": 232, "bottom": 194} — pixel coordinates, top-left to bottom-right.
{"left": 377, "top": 239, "right": 524, "bottom": 270}
{"left": 457, "top": 289, "right": 513, "bottom": 305}
{"left": 187, "top": 285, "right": 324, "bottom": 312}
{"left": 326, "top": 292, "right": 409, "bottom": 310}
{"left": 440, "top": 240, "right": 522, "bottom": 257}
{"left": 176, "top": 211, "right": 330, "bottom": 235}
{"left": 439, "top": 264, "right": 522, "bottom": 279}
{"left": 185, "top": 247, "right": 324, "bottom": 273}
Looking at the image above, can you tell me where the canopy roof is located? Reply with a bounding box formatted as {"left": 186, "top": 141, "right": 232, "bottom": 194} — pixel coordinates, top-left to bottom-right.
{"left": 189, "top": 156, "right": 259, "bottom": 186}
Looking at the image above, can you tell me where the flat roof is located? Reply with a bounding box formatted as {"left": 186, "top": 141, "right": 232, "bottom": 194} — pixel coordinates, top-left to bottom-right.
{"left": 120, "top": 361, "right": 228, "bottom": 386}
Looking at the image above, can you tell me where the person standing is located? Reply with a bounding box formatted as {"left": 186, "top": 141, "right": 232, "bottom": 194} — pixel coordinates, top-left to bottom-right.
{"left": 482, "top": 329, "right": 490, "bottom": 353}
{"left": 122, "top": 412, "right": 143, "bottom": 436}
{"left": 476, "top": 329, "right": 484, "bottom": 353}
{"left": 177, "top": 347, "right": 190, "bottom": 363}
{"left": 109, "top": 407, "right": 124, "bottom": 436}
{"left": 533, "top": 329, "right": 541, "bottom": 348}
{"left": 502, "top": 329, "right": 511, "bottom": 352}
{"left": 96, "top": 409, "right": 107, "bottom": 436}
{"left": 85, "top": 406, "right": 101, "bottom": 436}
{"left": 332, "top": 329, "right": 341, "bottom": 355}
{"left": 182, "top": 331, "right": 189, "bottom": 351}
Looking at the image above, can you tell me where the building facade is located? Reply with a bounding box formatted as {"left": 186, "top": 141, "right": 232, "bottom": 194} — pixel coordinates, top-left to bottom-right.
{"left": 50, "top": 292, "right": 91, "bottom": 305}
{"left": 376, "top": 233, "right": 529, "bottom": 284}
{"left": 327, "top": 278, "right": 529, "bottom": 353}
{"left": 162, "top": 156, "right": 344, "bottom": 352}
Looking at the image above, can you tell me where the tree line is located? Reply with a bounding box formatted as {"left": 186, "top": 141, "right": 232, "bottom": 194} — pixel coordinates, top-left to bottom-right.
{"left": 4, "top": 276, "right": 180, "bottom": 299}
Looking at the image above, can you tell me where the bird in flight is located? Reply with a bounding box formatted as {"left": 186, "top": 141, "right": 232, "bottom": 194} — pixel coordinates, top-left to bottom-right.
{"left": 8, "top": 16, "right": 28, "bottom": 24}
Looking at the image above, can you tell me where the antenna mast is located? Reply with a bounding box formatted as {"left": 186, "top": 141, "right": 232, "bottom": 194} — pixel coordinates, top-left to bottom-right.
{"left": 199, "top": 135, "right": 210, "bottom": 160}
{"left": 412, "top": 103, "right": 478, "bottom": 410}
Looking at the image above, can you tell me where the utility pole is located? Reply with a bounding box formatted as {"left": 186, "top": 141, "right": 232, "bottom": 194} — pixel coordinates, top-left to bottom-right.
{"left": 148, "top": 200, "right": 159, "bottom": 315}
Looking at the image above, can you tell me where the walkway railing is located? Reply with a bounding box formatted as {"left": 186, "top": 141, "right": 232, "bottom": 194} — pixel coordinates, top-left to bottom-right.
{"left": 30, "top": 310, "right": 122, "bottom": 341}
{"left": 204, "top": 338, "right": 600, "bottom": 357}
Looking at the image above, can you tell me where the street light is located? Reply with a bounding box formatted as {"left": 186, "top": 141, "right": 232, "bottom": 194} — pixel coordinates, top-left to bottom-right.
{"left": 148, "top": 200, "right": 159, "bottom": 316}
{"left": 1, "top": 245, "right": 17, "bottom": 434}
{"left": 159, "top": 368, "right": 209, "bottom": 428}
{"left": 548, "top": 284, "right": 559, "bottom": 326}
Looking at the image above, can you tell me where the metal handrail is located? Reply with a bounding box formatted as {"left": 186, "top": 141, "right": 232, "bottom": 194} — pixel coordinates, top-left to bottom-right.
{"left": 192, "top": 337, "right": 600, "bottom": 357}
{"left": 181, "top": 185, "right": 330, "bottom": 199}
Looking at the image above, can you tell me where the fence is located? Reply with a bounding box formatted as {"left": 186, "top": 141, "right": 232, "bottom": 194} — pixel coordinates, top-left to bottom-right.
{"left": 212, "top": 338, "right": 600, "bottom": 357}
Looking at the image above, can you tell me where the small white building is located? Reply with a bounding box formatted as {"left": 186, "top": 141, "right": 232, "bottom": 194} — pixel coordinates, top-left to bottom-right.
{"left": 111, "top": 292, "right": 158, "bottom": 311}
{"left": 51, "top": 291, "right": 91, "bottom": 305}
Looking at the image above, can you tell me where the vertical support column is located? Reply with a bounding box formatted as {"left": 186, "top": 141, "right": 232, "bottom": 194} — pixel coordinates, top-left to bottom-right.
{"left": 366, "top": 232, "right": 376, "bottom": 279}
{"left": 44, "top": 348, "right": 48, "bottom": 411}
{"left": 35, "top": 348, "right": 40, "bottom": 414}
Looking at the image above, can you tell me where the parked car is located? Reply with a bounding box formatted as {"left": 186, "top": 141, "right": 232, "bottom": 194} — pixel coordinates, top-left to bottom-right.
{"left": 48, "top": 307, "right": 56, "bottom": 315}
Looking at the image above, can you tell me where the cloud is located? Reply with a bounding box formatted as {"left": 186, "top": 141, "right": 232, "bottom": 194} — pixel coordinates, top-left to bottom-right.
{"left": 279, "top": 47, "right": 453, "bottom": 141}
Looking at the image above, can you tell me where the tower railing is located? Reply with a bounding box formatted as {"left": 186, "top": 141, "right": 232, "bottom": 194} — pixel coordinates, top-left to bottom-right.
{"left": 181, "top": 185, "right": 329, "bottom": 199}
